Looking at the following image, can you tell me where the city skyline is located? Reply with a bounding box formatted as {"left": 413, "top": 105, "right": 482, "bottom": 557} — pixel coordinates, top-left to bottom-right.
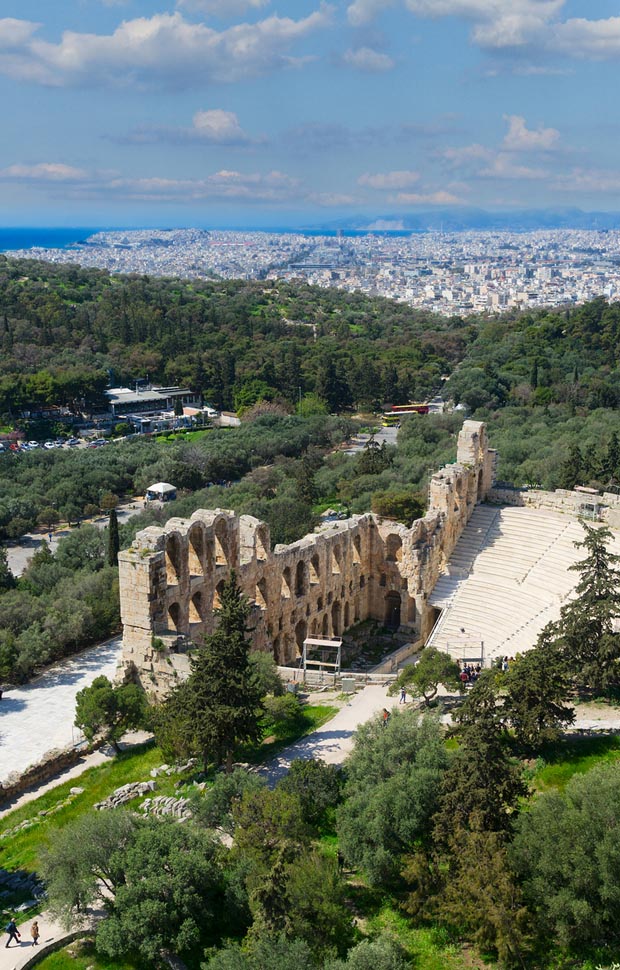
{"left": 2, "top": 0, "right": 620, "bottom": 225}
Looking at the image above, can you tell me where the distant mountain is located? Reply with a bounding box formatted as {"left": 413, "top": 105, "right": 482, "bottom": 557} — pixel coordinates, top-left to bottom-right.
{"left": 315, "top": 208, "right": 620, "bottom": 232}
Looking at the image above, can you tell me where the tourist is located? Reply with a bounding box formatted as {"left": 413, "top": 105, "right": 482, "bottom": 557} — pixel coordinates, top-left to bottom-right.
{"left": 30, "top": 921, "right": 39, "bottom": 946}
{"left": 382, "top": 708, "right": 390, "bottom": 728}
{"left": 5, "top": 917, "right": 20, "bottom": 948}
{"left": 399, "top": 686, "right": 406, "bottom": 704}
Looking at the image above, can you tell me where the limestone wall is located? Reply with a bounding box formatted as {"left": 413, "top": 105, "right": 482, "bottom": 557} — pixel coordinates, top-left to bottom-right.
{"left": 118, "top": 420, "right": 494, "bottom": 696}
{"left": 488, "top": 484, "right": 620, "bottom": 523}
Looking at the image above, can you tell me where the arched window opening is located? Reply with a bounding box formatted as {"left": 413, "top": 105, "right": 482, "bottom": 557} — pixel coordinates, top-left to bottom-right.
{"left": 353, "top": 535, "right": 362, "bottom": 564}
{"left": 168, "top": 602, "right": 181, "bottom": 632}
{"left": 188, "top": 527, "right": 205, "bottom": 577}
{"left": 213, "top": 579, "right": 225, "bottom": 611}
{"left": 344, "top": 602, "right": 350, "bottom": 629}
{"left": 331, "top": 544, "right": 341, "bottom": 575}
{"left": 214, "top": 520, "right": 229, "bottom": 567}
{"left": 385, "top": 535, "right": 403, "bottom": 563}
{"left": 295, "top": 561, "right": 307, "bottom": 597}
{"left": 255, "top": 577, "right": 268, "bottom": 610}
{"left": 321, "top": 614, "right": 329, "bottom": 637}
{"left": 295, "top": 620, "right": 307, "bottom": 657}
{"left": 310, "top": 554, "right": 320, "bottom": 585}
{"left": 281, "top": 566, "right": 292, "bottom": 600}
{"left": 189, "top": 592, "right": 203, "bottom": 625}
{"left": 331, "top": 600, "right": 341, "bottom": 636}
{"left": 165, "top": 535, "right": 182, "bottom": 586}
{"left": 407, "top": 597, "right": 417, "bottom": 624}
{"left": 256, "top": 526, "right": 269, "bottom": 562}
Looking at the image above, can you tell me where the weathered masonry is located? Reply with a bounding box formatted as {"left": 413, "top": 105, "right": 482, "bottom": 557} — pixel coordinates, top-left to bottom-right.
{"left": 118, "top": 420, "right": 495, "bottom": 696}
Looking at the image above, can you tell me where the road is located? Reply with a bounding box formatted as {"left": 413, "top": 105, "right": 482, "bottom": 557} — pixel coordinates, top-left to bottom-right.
{"left": 340, "top": 425, "right": 398, "bottom": 456}
{"left": 6, "top": 502, "right": 144, "bottom": 578}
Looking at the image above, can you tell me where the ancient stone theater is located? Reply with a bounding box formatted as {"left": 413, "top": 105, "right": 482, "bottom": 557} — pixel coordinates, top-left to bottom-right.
{"left": 118, "top": 420, "right": 495, "bottom": 695}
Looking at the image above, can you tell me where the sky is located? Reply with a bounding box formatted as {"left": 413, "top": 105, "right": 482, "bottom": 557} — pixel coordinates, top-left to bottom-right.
{"left": 2, "top": 0, "right": 620, "bottom": 226}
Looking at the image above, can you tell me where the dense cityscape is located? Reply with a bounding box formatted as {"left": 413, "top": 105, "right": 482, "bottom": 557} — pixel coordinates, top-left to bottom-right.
{"left": 11, "top": 226, "right": 620, "bottom": 316}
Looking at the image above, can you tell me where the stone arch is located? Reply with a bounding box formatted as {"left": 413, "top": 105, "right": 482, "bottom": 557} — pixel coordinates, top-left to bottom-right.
{"left": 295, "top": 619, "right": 307, "bottom": 657}
{"left": 384, "top": 591, "right": 401, "bottom": 629}
{"left": 385, "top": 534, "right": 403, "bottom": 563}
{"left": 354, "top": 595, "right": 360, "bottom": 622}
{"left": 380, "top": 574, "right": 387, "bottom": 587}
{"left": 295, "top": 560, "right": 308, "bottom": 597}
{"left": 317, "top": 595, "right": 323, "bottom": 612}
{"left": 189, "top": 591, "right": 203, "bottom": 624}
{"left": 281, "top": 566, "right": 292, "bottom": 599}
{"left": 477, "top": 468, "right": 484, "bottom": 502}
{"left": 331, "top": 600, "right": 341, "bottom": 635}
{"left": 353, "top": 534, "right": 362, "bottom": 564}
{"left": 310, "top": 618, "right": 318, "bottom": 635}
{"left": 273, "top": 635, "right": 282, "bottom": 663}
{"left": 321, "top": 613, "right": 329, "bottom": 637}
{"left": 188, "top": 525, "right": 205, "bottom": 577}
{"left": 331, "top": 544, "right": 341, "bottom": 575}
{"left": 213, "top": 579, "right": 226, "bottom": 610}
{"left": 165, "top": 534, "right": 182, "bottom": 586}
{"left": 360, "top": 575, "right": 366, "bottom": 589}
{"left": 255, "top": 577, "right": 268, "bottom": 610}
{"left": 344, "top": 602, "right": 350, "bottom": 629}
{"left": 310, "top": 554, "right": 320, "bottom": 585}
{"left": 168, "top": 601, "right": 181, "bottom": 632}
{"left": 214, "top": 519, "right": 229, "bottom": 567}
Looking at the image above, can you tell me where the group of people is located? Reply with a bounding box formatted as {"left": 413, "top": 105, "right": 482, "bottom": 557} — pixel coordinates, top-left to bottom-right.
{"left": 5, "top": 917, "right": 39, "bottom": 948}
{"left": 458, "top": 663, "right": 483, "bottom": 685}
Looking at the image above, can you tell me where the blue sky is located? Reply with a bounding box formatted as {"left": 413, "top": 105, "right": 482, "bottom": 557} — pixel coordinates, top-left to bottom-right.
{"left": 2, "top": 0, "right": 620, "bottom": 225}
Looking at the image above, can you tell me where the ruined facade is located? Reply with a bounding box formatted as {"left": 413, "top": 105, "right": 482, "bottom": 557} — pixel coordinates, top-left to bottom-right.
{"left": 118, "top": 420, "right": 495, "bottom": 696}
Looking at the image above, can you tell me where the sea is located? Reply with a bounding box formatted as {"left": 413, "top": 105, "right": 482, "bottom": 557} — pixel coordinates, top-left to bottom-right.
{"left": 0, "top": 228, "right": 98, "bottom": 252}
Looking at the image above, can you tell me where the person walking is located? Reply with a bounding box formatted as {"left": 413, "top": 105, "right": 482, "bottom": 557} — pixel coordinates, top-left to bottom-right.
{"left": 399, "top": 686, "right": 406, "bottom": 704}
{"left": 5, "top": 917, "right": 20, "bottom": 948}
{"left": 382, "top": 708, "right": 391, "bottom": 728}
{"left": 30, "top": 921, "right": 39, "bottom": 946}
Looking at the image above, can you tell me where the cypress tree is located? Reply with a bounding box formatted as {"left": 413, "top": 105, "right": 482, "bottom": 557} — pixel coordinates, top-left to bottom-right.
{"left": 107, "top": 508, "right": 120, "bottom": 566}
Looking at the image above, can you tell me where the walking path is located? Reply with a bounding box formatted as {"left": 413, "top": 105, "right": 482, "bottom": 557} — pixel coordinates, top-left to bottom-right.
{"left": 0, "top": 638, "right": 123, "bottom": 785}
{"left": 262, "top": 684, "right": 393, "bottom": 783}
{"left": 0, "top": 913, "right": 72, "bottom": 970}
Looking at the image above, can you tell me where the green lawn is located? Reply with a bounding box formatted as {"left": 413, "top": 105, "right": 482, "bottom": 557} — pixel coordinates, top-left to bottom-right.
{"left": 33, "top": 937, "right": 150, "bottom": 970}
{"left": 531, "top": 734, "right": 620, "bottom": 793}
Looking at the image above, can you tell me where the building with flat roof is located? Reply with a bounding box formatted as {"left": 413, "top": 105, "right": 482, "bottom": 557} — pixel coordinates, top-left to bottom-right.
{"left": 106, "top": 385, "right": 200, "bottom": 416}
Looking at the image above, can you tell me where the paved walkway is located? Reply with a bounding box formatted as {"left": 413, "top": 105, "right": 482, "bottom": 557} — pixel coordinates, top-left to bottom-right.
{"left": 262, "top": 684, "right": 394, "bottom": 783}
{"left": 0, "top": 638, "right": 123, "bottom": 785}
{"left": 0, "top": 914, "right": 74, "bottom": 970}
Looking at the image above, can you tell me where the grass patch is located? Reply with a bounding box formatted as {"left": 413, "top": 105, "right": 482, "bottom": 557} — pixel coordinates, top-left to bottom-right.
{"left": 531, "top": 734, "right": 620, "bottom": 793}
{"left": 0, "top": 742, "right": 164, "bottom": 873}
{"left": 34, "top": 937, "right": 151, "bottom": 970}
{"left": 353, "top": 892, "right": 485, "bottom": 970}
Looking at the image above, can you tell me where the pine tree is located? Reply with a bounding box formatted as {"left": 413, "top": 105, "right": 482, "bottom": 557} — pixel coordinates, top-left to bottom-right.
{"left": 157, "top": 571, "right": 263, "bottom": 771}
{"left": 107, "top": 508, "right": 120, "bottom": 567}
{"left": 604, "top": 431, "right": 620, "bottom": 483}
{"left": 554, "top": 521, "right": 620, "bottom": 694}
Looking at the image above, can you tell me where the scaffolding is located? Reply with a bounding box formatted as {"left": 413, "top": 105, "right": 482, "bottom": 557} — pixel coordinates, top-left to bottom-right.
{"left": 446, "top": 632, "right": 485, "bottom": 668}
{"left": 302, "top": 636, "right": 342, "bottom": 675}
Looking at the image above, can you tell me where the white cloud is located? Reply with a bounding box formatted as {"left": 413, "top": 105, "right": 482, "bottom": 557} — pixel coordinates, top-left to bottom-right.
{"left": 178, "top": 0, "right": 270, "bottom": 14}
{"left": 342, "top": 46, "right": 394, "bottom": 71}
{"left": 502, "top": 114, "right": 559, "bottom": 151}
{"left": 0, "top": 162, "right": 89, "bottom": 181}
{"left": 388, "top": 189, "right": 463, "bottom": 204}
{"left": 192, "top": 109, "right": 250, "bottom": 142}
{"left": 554, "top": 168, "right": 620, "bottom": 193}
{"left": 553, "top": 17, "right": 620, "bottom": 59}
{"left": 478, "top": 152, "right": 548, "bottom": 179}
{"left": 358, "top": 169, "right": 420, "bottom": 189}
{"left": 347, "top": 0, "right": 395, "bottom": 27}
{"left": 0, "top": 17, "right": 40, "bottom": 47}
{"left": 0, "top": 7, "right": 333, "bottom": 88}
{"left": 442, "top": 143, "right": 492, "bottom": 166}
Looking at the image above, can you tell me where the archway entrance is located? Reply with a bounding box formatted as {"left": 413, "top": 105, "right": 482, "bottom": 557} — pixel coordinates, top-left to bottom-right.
{"left": 384, "top": 591, "right": 401, "bottom": 629}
